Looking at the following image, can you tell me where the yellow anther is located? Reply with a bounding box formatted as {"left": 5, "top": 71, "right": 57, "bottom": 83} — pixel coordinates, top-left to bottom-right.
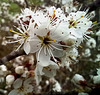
{"left": 78, "top": 45, "right": 83, "bottom": 48}
{"left": 10, "top": 30, "right": 23, "bottom": 36}
{"left": 93, "top": 21, "right": 97, "bottom": 24}
{"left": 76, "top": 16, "right": 84, "bottom": 22}
{"left": 46, "top": 40, "right": 56, "bottom": 43}
{"left": 69, "top": 16, "right": 84, "bottom": 28}
{"left": 50, "top": 10, "right": 56, "bottom": 21}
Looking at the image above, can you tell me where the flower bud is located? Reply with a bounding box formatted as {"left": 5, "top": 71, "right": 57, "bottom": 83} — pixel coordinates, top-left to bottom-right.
{"left": 93, "top": 75, "right": 100, "bottom": 84}
{"left": 72, "top": 74, "right": 86, "bottom": 84}
{"left": 6, "top": 75, "right": 15, "bottom": 85}
{"left": 15, "top": 66, "right": 24, "bottom": 74}
{"left": 0, "top": 65, "right": 7, "bottom": 76}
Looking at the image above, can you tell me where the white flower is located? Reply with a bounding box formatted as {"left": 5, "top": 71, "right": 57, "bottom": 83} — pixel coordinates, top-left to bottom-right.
{"left": 29, "top": 18, "right": 68, "bottom": 66}
{"left": 63, "top": 0, "right": 77, "bottom": 13}
{"left": 6, "top": 75, "right": 15, "bottom": 85}
{"left": 46, "top": 6, "right": 66, "bottom": 20}
{"left": 8, "top": 77, "right": 34, "bottom": 95}
{"left": 93, "top": 75, "right": 100, "bottom": 84}
{"left": 49, "top": 78, "right": 62, "bottom": 92}
{"left": 65, "top": 11, "right": 93, "bottom": 41}
{"left": 83, "top": 48, "right": 91, "bottom": 57}
{"left": 61, "top": 48, "right": 78, "bottom": 71}
{"left": 95, "top": 54, "right": 100, "bottom": 62}
{"left": 15, "top": 66, "right": 24, "bottom": 74}
{"left": 93, "top": 68, "right": 100, "bottom": 84}
{"left": 53, "top": 81, "right": 62, "bottom": 92}
{"left": 86, "top": 38, "right": 96, "bottom": 48}
{"left": 72, "top": 74, "right": 86, "bottom": 84}
{"left": 0, "top": 65, "right": 7, "bottom": 76}
{"left": 35, "top": 60, "right": 59, "bottom": 84}
{"left": 97, "top": 68, "right": 100, "bottom": 75}
{"left": 64, "top": 35, "right": 77, "bottom": 46}
{"left": 8, "top": 18, "right": 38, "bottom": 54}
{"left": 96, "top": 30, "right": 100, "bottom": 36}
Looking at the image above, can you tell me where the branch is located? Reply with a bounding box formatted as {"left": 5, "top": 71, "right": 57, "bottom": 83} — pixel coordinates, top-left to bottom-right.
{"left": 24, "top": 0, "right": 29, "bottom": 8}
{"left": 0, "top": 49, "right": 26, "bottom": 65}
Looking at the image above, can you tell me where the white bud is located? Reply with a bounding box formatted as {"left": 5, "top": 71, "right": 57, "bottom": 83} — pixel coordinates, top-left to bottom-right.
{"left": 0, "top": 65, "right": 7, "bottom": 76}
{"left": 6, "top": 75, "right": 15, "bottom": 85}
{"left": 72, "top": 74, "right": 85, "bottom": 84}
{"left": 93, "top": 75, "right": 100, "bottom": 84}
{"left": 15, "top": 66, "right": 24, "bottom": 74}
{"left": 64, "top": 35, "right": 77, "bottom": 46}
{"left": 0, "top": 65, "right": 7, "bottom": 71}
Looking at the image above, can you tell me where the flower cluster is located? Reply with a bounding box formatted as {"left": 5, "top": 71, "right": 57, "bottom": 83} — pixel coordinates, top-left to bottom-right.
{"left": 8, "top": 6, "right": 93, "bottom": 84}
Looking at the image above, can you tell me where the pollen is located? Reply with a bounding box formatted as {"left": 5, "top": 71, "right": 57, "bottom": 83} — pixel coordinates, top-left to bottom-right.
{"left": 50, "top": 10, "right": 56, "bottom": 21}
{"left": 10, "top": 30, "right": 23, "bottom": 36}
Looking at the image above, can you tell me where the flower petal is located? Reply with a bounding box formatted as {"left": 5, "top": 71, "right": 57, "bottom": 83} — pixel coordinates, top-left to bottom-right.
{"left": 8, "top": 90, "right": 19, "bottom": 95}
{"left": 23, "top": 41, "right": 30, "bottom": 54}
{"left": 24, "top": 77, "right": 34, "bottom": 85}
{"left": 36, "top": 49, "right": 50, "bottom": 66}
{"left": 13, "top": 78, "right": 23, "bottom": 89}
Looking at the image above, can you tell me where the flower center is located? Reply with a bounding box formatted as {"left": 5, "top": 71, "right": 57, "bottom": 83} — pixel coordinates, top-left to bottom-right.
{"left": 18, "top": 86, "right": 24, "bottom": 92}
{"left": 69, "top": 20, "right": 77, "bottom": 28}
{"left": 37, "top": 32, "right": 56, "bottom": 46}
{"left": 10, "top": 30, "right": 29, "bottom": 39}
{"left": 68, "top": 16, "right": 84, "bottom": 28}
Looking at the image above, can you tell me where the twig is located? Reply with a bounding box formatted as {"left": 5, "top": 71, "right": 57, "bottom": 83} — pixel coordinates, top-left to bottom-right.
{"left": 24, "top": 0, "right": 29, "bottom": 8}
{"left": 0, "top": 49, "right": 26, "bottom": 65}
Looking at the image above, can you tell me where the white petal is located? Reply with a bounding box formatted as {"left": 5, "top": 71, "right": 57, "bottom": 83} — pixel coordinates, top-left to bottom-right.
{"left": 23, "top": 41, "right": 30, "bottom": 54}
{"left": 8, "top": 90, "right": 19, "bottom": 95}
{"left": 42, "top": 61, "right": 59, "bottom": 77}
{"left": 24, "top": 77, "right": 34, "bottom": 85}
{"left": 29, "top": 40, "right": 41, "bottom": 53}
{"left": 37, "top": 49, "right": 50, "bottom": 66}
{"left": 34, "top": 65, "right": 43, "bottom": 85}
{"left": 24, "top": 85, "right": 33, "bottom": 93}
{"left": 13, "top": 78, "right": 23, "bottom": 89}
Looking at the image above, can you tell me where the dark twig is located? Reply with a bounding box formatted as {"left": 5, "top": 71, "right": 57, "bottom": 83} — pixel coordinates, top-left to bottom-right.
{"left": 24, "top": 0, "right": 29, "bottom": 8}
{"left": 0, "top": 49, "right": 26, "bottom": 65}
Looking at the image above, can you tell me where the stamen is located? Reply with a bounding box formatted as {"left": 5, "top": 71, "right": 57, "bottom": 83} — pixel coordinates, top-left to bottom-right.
{"left": 10, "top": 30, "right": 23, "bottom": 36}
{"left": 93, "top": 21, "right": 97, "bottom": 24}
{"left": 69, "top": 16, "right": 84, "bottom": 28}
{"left": 78, "top": 45, "right": 83, "bottom": 48}
{"left": 46, "top": 40, "right": 56, "bottom": 43}
{"left": 50, "top": 10, "right": 56, "bottom": 21}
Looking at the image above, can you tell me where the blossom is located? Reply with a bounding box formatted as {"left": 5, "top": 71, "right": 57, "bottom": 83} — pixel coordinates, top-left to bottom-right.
{"left": 93, "top": 75, "right": 100, "bottom": 84}
{"left": 96, "top": 30, "right": 100, "bottom": 36}
{"left": 60, "top": 48, "right": 78, "bottom": 71}
{"left": 15, "top": 66, "right": 24, "bottom": 74}
{"left": 0, "top": 65, "right": 7, "bottom": 76}
{"left": 93, "top": 68, "right": 100, "bottom": 84}
{"left": 65, "top": 11, "right": 93, "bottom": 41}
{"left": 28, "top": 7, "right": 70, "bottom": 66}
{"left": 53, "top": 80, "right": 62, "bottom": 92}
{"left": 62, "top": 0, "right": 78, "bottom": 13}
{"left": 72, "top": 74, "right": 86, "bottom": 85}
{"left": 83, "top": 48, "right": 91, "bottom": 57}
{"left": 35, "top": 60, "right": 59, "bottom": 84}
{"left": 6, "top": 75, "right": 15, "bottom": 85}
{"left": 86, "top": 38, "right": 96, "bottom": 48}
{"left": 8, "top": 77, "right": 34, "bottom": 95}
{"left": 94, "top": 54, "right": 100, "bottom": 62}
